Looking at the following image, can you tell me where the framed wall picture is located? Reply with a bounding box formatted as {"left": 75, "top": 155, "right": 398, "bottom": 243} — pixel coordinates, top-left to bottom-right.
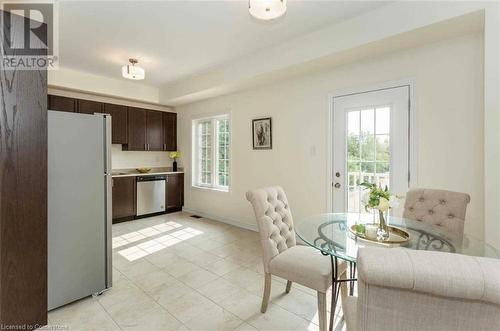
{"left": 252, "top": 117, "right": 272, "bottom": 150}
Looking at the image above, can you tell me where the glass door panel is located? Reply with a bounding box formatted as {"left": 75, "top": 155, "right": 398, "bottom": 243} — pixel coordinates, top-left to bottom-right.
{"left": 332, "top": 86, "right": 410, "bottom": 213}
{"left": 346, "top": 107, "right": 392, "bottom": 213}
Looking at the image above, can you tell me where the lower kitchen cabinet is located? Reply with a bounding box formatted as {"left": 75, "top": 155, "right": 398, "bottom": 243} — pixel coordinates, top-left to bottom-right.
{"left": 112, "top": 177, "right": 136, "bottom": 222}
{"left": 166, "top": 173, "right": 184, "bottom": 212}
{"left": 112, "top": 173, "right": 183, "bottom": 223}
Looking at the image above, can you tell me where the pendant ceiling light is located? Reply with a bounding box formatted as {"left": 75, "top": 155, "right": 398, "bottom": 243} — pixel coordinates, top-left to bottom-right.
{"left": 122, "top": 58, "right": 145, "bottom": 80}
{"left": 249, "top": 0, "right": 287, "bottom": 21}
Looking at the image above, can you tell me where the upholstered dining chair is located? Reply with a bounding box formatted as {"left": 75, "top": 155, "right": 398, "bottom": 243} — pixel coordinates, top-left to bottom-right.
{"left": 246, "top": 186, "right": 345, "bottom": 331}
{"left": 403, "top": 188, "right": 470, "bottom": 238}
{"left": 344, "top": 247, "right": 500, "bottom": 331}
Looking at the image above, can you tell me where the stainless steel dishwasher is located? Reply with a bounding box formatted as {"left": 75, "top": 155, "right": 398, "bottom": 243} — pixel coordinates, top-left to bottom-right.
{"left": 136, "top": 175, "right": 166, "bottom": 216}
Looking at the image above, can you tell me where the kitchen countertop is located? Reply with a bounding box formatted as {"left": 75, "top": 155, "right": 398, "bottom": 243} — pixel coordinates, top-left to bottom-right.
{"left": 111, "top": 167, "right": 184, "bottom": 177}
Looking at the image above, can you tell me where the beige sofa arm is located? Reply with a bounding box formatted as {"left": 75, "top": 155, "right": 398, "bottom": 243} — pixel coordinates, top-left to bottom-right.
{"left": 348, "top": 247, "right": 500, "bottom": 331}
{"left": 357, "top": 247, "right": 500, "bottom": 305}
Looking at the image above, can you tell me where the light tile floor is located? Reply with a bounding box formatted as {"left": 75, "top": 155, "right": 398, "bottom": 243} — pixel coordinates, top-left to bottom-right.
{"left": 47, "top": 212, "right": 346, "bottom": 331}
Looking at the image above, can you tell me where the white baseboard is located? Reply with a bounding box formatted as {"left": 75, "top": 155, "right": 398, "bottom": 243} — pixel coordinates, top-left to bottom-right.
{"left": 182, "top": 208, "right": 258, "bottom": 232}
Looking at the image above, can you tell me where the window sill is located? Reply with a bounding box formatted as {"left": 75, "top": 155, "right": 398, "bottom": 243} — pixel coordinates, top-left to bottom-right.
{"left": 192, "top": 185, "right": 230, "bottom": 193}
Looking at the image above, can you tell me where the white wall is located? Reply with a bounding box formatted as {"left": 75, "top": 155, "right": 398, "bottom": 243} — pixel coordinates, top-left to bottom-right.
{"left": 177, "top": 33, "right": 485, "bottom": 239}
{"left": 484, "top": 3, "right": 500, "bottom": 250}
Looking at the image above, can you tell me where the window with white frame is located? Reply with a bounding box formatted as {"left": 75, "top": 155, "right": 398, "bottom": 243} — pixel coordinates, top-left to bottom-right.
{"left": 192, "top": 114, "right": 230, "bottom": 191}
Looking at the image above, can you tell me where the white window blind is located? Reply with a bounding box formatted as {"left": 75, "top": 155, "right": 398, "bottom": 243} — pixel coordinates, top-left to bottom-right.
{"left": 193, "top": 115, "right": 230, "bottom": 191}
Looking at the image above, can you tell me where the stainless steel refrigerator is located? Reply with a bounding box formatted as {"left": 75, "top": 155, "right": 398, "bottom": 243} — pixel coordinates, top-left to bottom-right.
{"left": 47, "top": 111, "right": 112, "bottom": 310}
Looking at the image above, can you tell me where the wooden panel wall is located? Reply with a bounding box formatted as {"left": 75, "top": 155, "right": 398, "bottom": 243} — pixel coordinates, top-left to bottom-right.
{"left": 0, "top": 11, "right": 48, "bottom": 327}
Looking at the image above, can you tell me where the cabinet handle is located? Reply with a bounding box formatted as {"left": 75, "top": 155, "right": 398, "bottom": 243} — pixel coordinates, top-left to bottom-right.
{"left": 144, "top": 143, "right": 147, "bottom": 150}
{"left": 148, "top": 143, "right": 150, "bottom": 150}
{"left": 163, "top": 143, "right": 166, "bottom": 151}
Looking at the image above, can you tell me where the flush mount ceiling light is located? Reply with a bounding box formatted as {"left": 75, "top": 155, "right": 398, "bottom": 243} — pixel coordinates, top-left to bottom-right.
{"left": 122, "top": 58, "right": 145, "bottom": 80}
{"left": 248, "top": 0, "right": 287, "bottom": 21}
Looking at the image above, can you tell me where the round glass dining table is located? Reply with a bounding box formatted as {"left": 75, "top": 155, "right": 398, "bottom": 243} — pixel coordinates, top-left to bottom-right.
{"left": 295, "top": 213, "right": 500, "bottom": 331}
{"left": 295, "top": 213, "right": 500, "bottom": 262}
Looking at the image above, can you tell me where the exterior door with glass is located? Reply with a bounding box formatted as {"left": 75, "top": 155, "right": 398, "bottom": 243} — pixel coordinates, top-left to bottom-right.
{"left": 332, "top": 86, "right": 410, "bottom": 213}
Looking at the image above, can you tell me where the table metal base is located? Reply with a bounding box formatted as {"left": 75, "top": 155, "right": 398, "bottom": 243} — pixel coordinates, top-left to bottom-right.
{"left": 324, "top": 253, "right": 357, "bottom": 331}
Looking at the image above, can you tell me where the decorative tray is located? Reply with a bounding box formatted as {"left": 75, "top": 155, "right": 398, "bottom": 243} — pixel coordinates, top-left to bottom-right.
{"left": 349, "top": 224, "right": 411, "bottom": 247}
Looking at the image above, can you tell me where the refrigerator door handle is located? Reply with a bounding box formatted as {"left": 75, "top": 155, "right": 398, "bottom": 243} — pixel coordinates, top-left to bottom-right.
{"left": 102, "top": 114, "right": 113, "bottom": 288}
{"left": 103, "top": 114, "right": 112, "bottom": 175}
{"left": 105, "top": 174, "right": 113, "bottom": 288}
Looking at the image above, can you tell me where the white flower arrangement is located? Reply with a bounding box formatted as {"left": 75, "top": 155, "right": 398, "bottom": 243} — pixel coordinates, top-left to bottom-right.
{"left": 360, "top": 182, "right": 400, "bottom": 213}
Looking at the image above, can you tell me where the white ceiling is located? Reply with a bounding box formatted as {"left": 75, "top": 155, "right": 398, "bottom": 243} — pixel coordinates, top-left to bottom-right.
{"left": 58, "top": 1, "right": 389, "bottom": 86}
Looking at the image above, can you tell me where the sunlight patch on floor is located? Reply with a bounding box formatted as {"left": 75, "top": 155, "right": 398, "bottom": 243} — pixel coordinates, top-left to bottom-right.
{"left": 117, "top": 226, "right": 204, "bottom": 261}
{"left": 112, "top": 221, "right": 183, "bottom": 249}
{"left": 308, "top": 311, "right": 319, "bottom": 331}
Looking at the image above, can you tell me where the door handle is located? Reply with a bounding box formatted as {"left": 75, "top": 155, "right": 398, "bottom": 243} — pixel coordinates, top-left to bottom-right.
{"left": 334, "top": 183, "right": 341, "bottom": 189}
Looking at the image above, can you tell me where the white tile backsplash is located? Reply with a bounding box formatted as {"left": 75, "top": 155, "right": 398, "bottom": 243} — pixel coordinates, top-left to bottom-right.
{"left": 111, "top": 144, "right": 172, "bottom": 169}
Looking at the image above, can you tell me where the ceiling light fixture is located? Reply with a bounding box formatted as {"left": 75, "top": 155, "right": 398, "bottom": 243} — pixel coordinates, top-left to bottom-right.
{"left": 248, "top": 0, "right": 287, "bottom": 21}
{"left": 122, "top": 58, "right": 145, "bottom": 80}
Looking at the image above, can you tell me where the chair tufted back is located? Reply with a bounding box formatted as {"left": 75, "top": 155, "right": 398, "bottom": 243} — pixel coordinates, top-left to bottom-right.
{"left": 246, "top": 186, "right": 296, "bottom": 273}
{"left": 403, "top": 188, "right": 470, "bottom": 237}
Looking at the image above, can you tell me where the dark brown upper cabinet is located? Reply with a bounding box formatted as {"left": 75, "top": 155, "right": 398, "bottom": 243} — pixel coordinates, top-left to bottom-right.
{"left": 125, "top": 108, "right": 176, "bottom": 151}
{"left": 126, "top": 107, "right": 147, "bottom": 151}
{"left": 146, "top": 110, "right": 164, "bottom": 151}
{"left": 163, "top": 112, "right": 177, "bottom": 151}
{"left": 104, "top": 104, "right": 128, "bottom": 145}
{"left": 77, "top": 99, "right": 103, "bottom": 114}
{"left": 48, "top": 95, "right": 76, "bottom": 113}
{"left": 47, "top": 95, "right": 177, "bottom": 151}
